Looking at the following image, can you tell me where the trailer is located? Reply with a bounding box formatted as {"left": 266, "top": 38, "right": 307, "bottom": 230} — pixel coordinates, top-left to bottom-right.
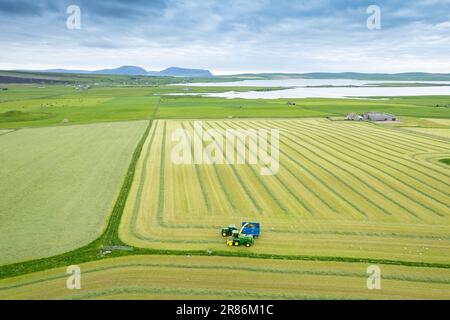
{"left": 240, "top": 222, "right": 261, "bottom": 238}
{"left": 221, "top": 222, "right": 261, "bottom": 247}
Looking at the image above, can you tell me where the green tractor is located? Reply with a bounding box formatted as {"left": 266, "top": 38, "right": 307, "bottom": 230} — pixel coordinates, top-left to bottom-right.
{"left": 221, "top": 224, "right": 238, "bottom": 237}
{"left": 226, "top": 230, "right": 255, "bottom": 247}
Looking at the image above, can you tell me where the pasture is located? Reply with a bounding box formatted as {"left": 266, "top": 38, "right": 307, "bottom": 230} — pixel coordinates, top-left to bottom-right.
{"left": 1, "top": 255, "right": 449, "bottom": 300}
{"left": 1, "top": 84, "right": 449, "bottom": 129}
{"left": 0, "top": 121, "right": 148, "bottom": 265}
{"left": 120, "top": 119, "right": 450, "bottom": 264}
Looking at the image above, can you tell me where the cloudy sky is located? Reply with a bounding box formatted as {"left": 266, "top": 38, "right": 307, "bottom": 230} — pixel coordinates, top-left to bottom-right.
{"left": 0, "top": 0, "right": 449, "bottom": 74}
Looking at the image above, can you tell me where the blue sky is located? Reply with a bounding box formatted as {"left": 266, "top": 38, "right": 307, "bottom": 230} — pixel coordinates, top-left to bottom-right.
{"left": 0, "top": 0, "right": 449, "bottom": 74}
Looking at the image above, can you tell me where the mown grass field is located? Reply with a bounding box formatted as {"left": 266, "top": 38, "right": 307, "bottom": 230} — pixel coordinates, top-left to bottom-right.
{"left": 121, "top": 119, "right": 450, "bottom": 264}
{"left": 1, "top": 80, "right": 449, "bottom": 300}
{"left": 0, "top": 121, "right": 147, "bottom": 265}
{"left": 1, "top": 255, "right": 449, "bottom": 300}
{"left": 402, "top": 127, "right": 450, "bottom": 139}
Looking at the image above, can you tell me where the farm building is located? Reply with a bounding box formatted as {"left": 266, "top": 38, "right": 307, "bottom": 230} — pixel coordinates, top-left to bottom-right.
{"left": 346, "top": 112, "right": 363, "bottom": 121}
{"left": 363, "top": 112, "right": 397, "bottom": 121}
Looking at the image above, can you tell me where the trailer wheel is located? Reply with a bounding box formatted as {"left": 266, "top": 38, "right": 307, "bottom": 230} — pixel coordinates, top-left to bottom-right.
{"left": 233, "top": 241, "right": 240, "bottom": 246}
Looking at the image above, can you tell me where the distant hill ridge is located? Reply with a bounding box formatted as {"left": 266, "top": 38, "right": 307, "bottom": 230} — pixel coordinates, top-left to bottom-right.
{"left": 231, "top": 72, "right": 450, "bottom": 81}
{"left": 43, "top": 66, "right": 214, "bottom": 77}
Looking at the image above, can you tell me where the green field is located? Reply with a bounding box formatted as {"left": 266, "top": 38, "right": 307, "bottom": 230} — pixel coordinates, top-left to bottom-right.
{"left": 0, "top": 75, "right": 450, "bottom": 300}
{"left": 1, "top": 255, "right": 449, "bottom": 300}
{"left": 0, "top": 121, "right": 147, "bottom": 265}
{"left": 1, "top": 84, "right": 449, "bottom": 129}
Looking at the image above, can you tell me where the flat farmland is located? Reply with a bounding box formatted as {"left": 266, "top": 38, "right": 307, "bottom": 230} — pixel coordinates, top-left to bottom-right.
{"left": 1, "top": 255, "right": 449, "bottom": 300}
{"left": 0, "top": 129, "right": 12, "bottom": 136}
{"left": 0, "top": 121, "right": 148, "bottom": 265}
{"left": 402, "top": 127, "right": 450, "bottom": 139}
{"left": 120, "top": 119, "right": 450, "bottom": 264}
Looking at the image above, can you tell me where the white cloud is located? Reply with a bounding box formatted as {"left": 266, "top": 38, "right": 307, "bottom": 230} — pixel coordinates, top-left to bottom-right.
{"left": 0, "top": 0, "right": 449, "bottom": 73}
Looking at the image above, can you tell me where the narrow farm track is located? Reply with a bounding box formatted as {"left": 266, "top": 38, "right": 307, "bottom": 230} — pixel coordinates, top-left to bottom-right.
{"left": 120, "top": 119, "right": 450, "bottom": 266}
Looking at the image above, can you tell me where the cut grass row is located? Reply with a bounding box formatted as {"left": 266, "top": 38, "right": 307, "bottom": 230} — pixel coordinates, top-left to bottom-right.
{"left": 215, "top": 121, "right": 313, "bottom": 215}
{"left": 267, "top": 121, "right": 448, "bottom": 218}
{"left": 295, "top": 121, "right": 449, "bottom": 199}
{"left": 1, "top": 255, "right": 450, "bottom": 300}
{"left": 124, "top": 119, "right": 450, "bottom": 225}
{"left": 120, "top": 119, "right": 450, "bottom": 265}
{"left": 243, "top": 120, "right": 448, "bottom": 224}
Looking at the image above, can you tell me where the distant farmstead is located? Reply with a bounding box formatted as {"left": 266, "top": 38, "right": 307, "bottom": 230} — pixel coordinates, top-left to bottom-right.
{"left": 346, "top": 112, "right": 363, "bottom": 121}
{"left": 363, "top": 112, "right": 397, "bottom": 121}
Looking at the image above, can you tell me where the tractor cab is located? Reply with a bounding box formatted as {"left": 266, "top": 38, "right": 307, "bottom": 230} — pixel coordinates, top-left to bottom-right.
{"left": 221, "top": 224, "right": 238, "bottom": 237}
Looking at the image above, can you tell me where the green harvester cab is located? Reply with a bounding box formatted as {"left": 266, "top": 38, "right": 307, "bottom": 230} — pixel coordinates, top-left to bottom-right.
{"left": 226, "top": 230, "right": 255, "bottom": 247}
{"left": 221, "top": 224, "right": 238, "bottom": 237}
